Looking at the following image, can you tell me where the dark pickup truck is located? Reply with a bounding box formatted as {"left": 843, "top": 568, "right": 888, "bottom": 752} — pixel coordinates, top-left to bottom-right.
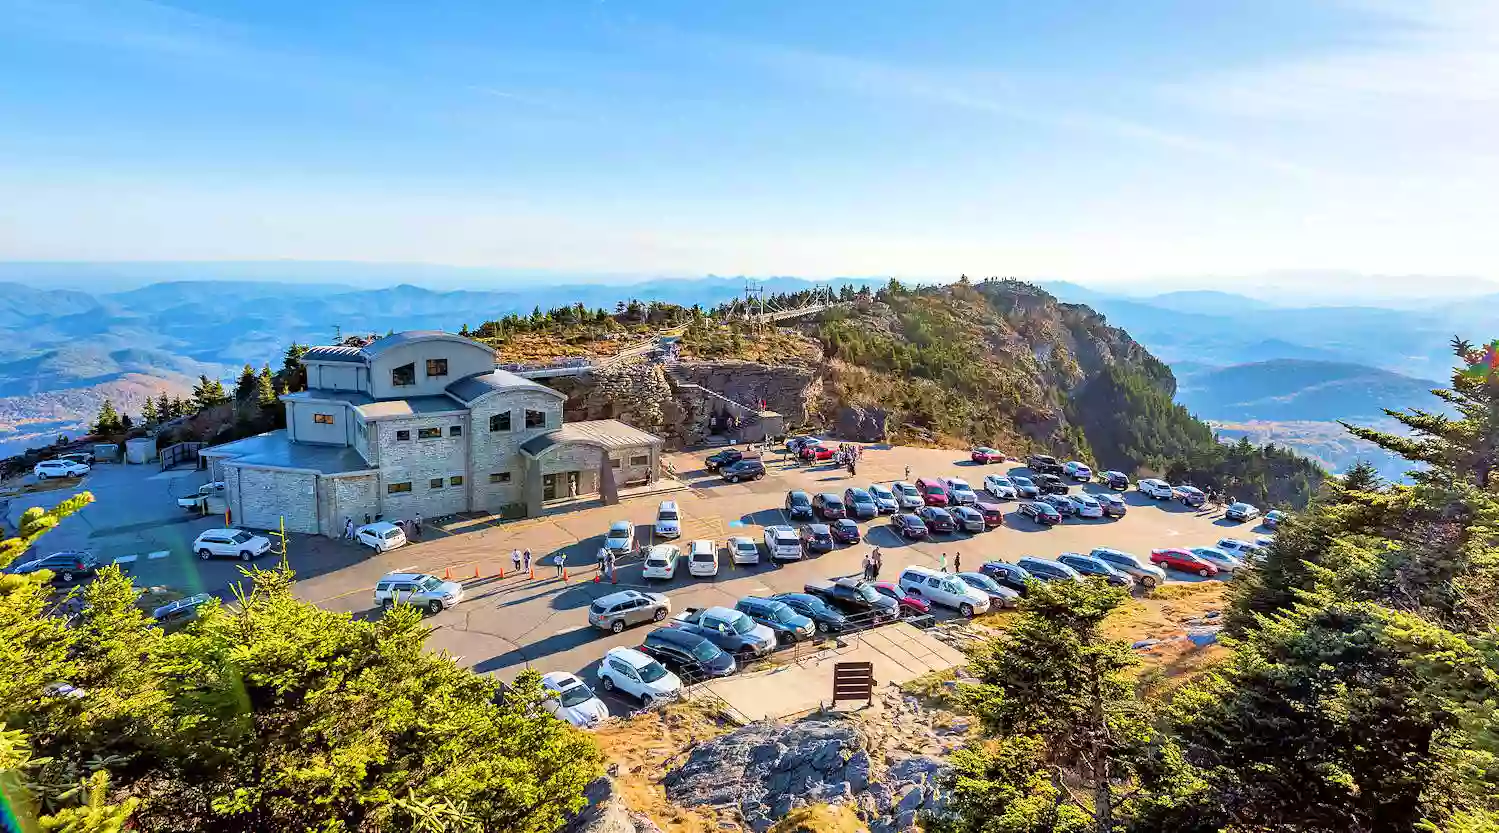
{"left": 802, "top": 578, "right": 899, "bottom": 626}
{"left": 705, "top": 448, "right": 761, "bottom": 472}
{"left": 668, "top": 605, "right": 778, "bottom": 657}
{"left": 1026, "top": 453, "right": 1064, "bottom": 475}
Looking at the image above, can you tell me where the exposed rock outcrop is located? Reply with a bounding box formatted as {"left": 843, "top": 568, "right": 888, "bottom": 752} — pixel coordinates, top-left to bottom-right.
{"left": 566, "top": 777, "right": 667, "bottom": 833}
{"left": 835, "top": 406, "right": 887, "bottom": 443}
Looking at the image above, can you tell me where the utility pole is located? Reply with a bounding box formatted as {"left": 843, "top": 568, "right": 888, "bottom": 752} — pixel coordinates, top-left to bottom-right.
{"left": 334, "top": 325, "right": 342, "bottom": 344}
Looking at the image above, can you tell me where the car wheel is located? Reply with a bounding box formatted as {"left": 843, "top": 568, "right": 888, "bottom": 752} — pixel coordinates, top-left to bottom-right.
{"left": 641, "top": 692, "right": 655, "bottom": 706}
{"left": 653, "top": 608, "right": 667, "bottom": 622}
{"left": 426, "top": 600, "right": 442, "bottom": 614}
{"left": 727, "top": 475, "right": 738, "bottom": 483}
{"left": 817, "top": 621, "right": 831, "bottom": 634}
{"left": 36, "top": 472, "right": 46, "bottom": 480}
{"left": 59, "top": 570, "right": 75, "bottom": 582}
{"left": 599, "top": 675, "right": 615, "bottom": 691}
{"left": 611, "top": 619, "right": 625, "bottom": 633}
{"left": 198, "top": 549, "right": 212, "bottom": 560}
{"left": 1141, "top": 575, "right": 1158, "bottom": 588}
{"left": 382, "top": 598, "right": 394, "bottom": 610}
{"left": 959, "top": 603, "right": 974, "bottom": 617}
{"left": 1198, "top": 568, "right": 1210, "bottom": 578}
{"left": 240, "top": 550, "right": 253, "bottom": 562}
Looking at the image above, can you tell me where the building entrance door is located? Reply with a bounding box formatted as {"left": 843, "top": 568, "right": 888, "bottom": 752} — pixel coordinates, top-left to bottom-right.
{"left": 567, "top": 471, "right": 580, "bottom": 498}
{"left": 543, "top": 473, "right": 558, "bottom": 501}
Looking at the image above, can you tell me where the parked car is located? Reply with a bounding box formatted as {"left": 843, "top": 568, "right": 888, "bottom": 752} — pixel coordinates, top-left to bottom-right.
{"left": 800, "top": 443, "right": 835, "bottom": 462}
{"left": 1055, "top": 552, "right": 1132, "bottom": 587}
{"left": 956, "top": 571, "right": 1021, "bottom": 608}
{"left": 1263, "top": 509, "right": 1287, "bottom": 529}
{"left": 177, "top": 481, "right": 226, "bottom": 511}
{"left": 980, "top": 560, "right": 1035, "bottom": 594}
{"left": 1138, "top": 478, "right": 1174, "bottom": 500}
{"left": 914, "top": 478, "right": 950, "bottom": 507}
{"left": 540, "top": 671, "right": 609, "bottom": 728}
{"left": 831, "top": 518, "right": 861, "bottom": 544}
{"left": 641, "top": 544, "right": 682, "bottom": 580}
{"left": 1175, "top": 485, "right": 1206, "bottom": 507}
{"left": 1149, "top": 548, "right": 1219, "bottom": 578}
{"left": 891, "top": 513, "right": 929, "bottom": 539}
{"left": 152, "top": 593, "right": 213, "bottom": 628}
{"left": 6, "top": 551, "right": 98, "bottom": 583}
{"left": 801, "top": 524, "right": 836, "bottom": 553}
{"left": 843, "top": 488, "right": 879, "bottom": 519}
{"left": 1034, "top": 474, "right": 1070, "bottom": 495}
{"left": 356, "top": 522, "right": 407, "bottom": 552}
{"left": 970, "top": 446, "right": 1004, "bottom": 464}
{"left": 1018, "top": 501, "right": 1062, "bottom": 525}
{"left": 764, "top": 526, "right": 804, "bottom": 560}
{"left": 897, "top": 565, "right": 990, "bottom": 617}
{"left": 654, "top": 501, "right": 681, "bottom": 538}
{"left": 704, "top": 448, "right": 750, "bottom": 472}
{"left": 728, "top": 535, "right": 761, "bottom": 565}
{"left": 193, "top": 528, "right": 273, "bottom": 561}
{"left": 1189, "top": 546, "right": 1244, "bottom": 574}
{"left": 597, "top": 646, "right": 681, "bottom": 705}
{"left": 1040, "top": 494, "right": 1078, "bottom": 516}
{"left": 946, "top": 477, "right": 978, "bottom": 506}
{"left": 588, "top": 589, "right": 671, "bottom": 633}
{"left": 687, "top": 539, "right": 719, "bottom": 577}
{"left": 669, "top": 606, "right": 777, "bottom": 658}
{"left": 983, "top": 474, "right": 1019, "bottom": 499}
{"left": 1097, "top": 493, "right": 1128, "bottom": 517}
{"left": 1015, "top": 556, "right": 1082, "bottom": 582}
{"left": 813, "top": 492, "right": 846, "bottom": 520}
{"left": 785, "top": 436, "right": 820, "bottom": 454}
{"left": 785, "top": 490, "right": 814, "bottom": 520}
{"left": 804, "top": 577, "right": 900, "bottom": 624}
{"left": 974, "top": 501, "right": 1005, "bottom": 528}
{"left": 1215, "top": 538, "right": 1265, "bottom": 561}
{"left": 871, "top": 581, "right": 932, "bottom": 617}
{"left": 640, "top": 628, "right": 736, "bottom": 679}
{"left": 868, "top": 483, "right": 900, "bottom": 513}
{"left": 1067, "top": 493, "right": 1104, "bottom": 518}
{"left": 735, "top": 597, "right": 816, "bottom": 643}
{"left": 950, "top": 505, "right": 986, "bottom": 533}
{"left": 892, "top": 481, "right": 925, "bottom": 509}
{"left": 1026, "top": 453, "right": 1063, "bottom": 474}
{"left": 1088, "top": 548, "right": 1166, "bottom": 588}
{"left": 1099, "top": 470, "right": 1131, "bottom": 490}
{"left": 772, "top": 592, "right": 851, "bottom": 634}
{"left": 917, "top": 505, "right": 957, "bottom": 533}
{"left": 721, "top": 459, "right": 766, "bottom": 482}
{"left": 604, "top": 520, "right": 636, "bottom": 555}
{"left": 58, "top": 451, "right": 93, "bottom": 465}
{"left": 1225, "top": 502, "right": 1261, "bottom": 522}
{"left": 34, "top": 459, "right": 89, "bottom": 479}
{"left": 1062, "top": 460, "right": 1093, "bottom": 481}
{"left": 1009, "top": 475, "right": 1041, "bottom": 499}
{"left": 373, "top": 572, "right": 464, "bottom": 613}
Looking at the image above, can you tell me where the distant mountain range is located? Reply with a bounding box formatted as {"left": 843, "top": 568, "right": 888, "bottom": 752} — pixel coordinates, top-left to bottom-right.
{"left": 1174, "top": 359, "right": 1440, "bottom": 423}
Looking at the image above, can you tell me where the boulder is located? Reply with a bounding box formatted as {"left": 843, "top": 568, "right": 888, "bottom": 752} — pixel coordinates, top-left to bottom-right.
{"left": 565, "top": 777, "right": 666, "bottom": 833}
{"left": 835, "top": 406, "right": 888, "bottom": 443}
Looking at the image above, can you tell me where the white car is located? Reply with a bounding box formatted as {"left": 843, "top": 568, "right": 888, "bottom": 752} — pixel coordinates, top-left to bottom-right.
{"left": 898, "top": 565, "right": 991, "bottom": 617}
{"left": 641, "top": 544, "right": 681, "bottom": 580}
{"left": 604, "top": 520, "right": 635, "bottom": 555}
{"left": 728, "top": 535, "right": 760, "bottom": 565}
{"left": 1216, "top": 538, "right": 1265, "bottom": 561}
{"left": 654, "top": 501, "right": 681, "bottom": 538}
{"left": 891, "top": 481, "right": 925, "bottom": 509}
{"left": 356, "top": 522, "right": 408, "bottom": 552}
{"left": 1063, "top": 461, "right": 1093, "bottom": 481}
{"left": 373, "top": 571, "right": 463, "bottom": 612}
{"left": 1088, "top": 547, "right": 1168, "bottom": 588}
{"left": 177, "top": 481, "right": 226, "bottom": 510}
{"left": 687, "top": 539, "right": 718, "bottom": 577}
{"left": 597, "top": 646, "right": 681, "bottom": 705}
{"left": 540, "top": 671, "right": 609, "bottom": 729}
{"left": 764, "top": 525, "right": 803, "bottom": 561}
{"left": 1067, "top": 494, "right": 1104, "bottom": 518}
{"left": 983, "top": 474, "right": 1018, "bottom": 499}
{"left": 1190, "top": 546, "right": 1245, "bottom": 574}
{"left": 191, "top": 528, "right": 272, "bottom": 562}
{"left": 1138, "top": 478, "right": 1174, "bottom": 499}
{"left": 947, "top": 478, "right": 978, "bottom": 505}
{"left": 34, "top": 459, "right": 89, "bottom": 479}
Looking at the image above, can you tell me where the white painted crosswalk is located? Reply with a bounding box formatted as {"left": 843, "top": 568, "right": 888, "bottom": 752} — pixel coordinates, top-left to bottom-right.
{"left": 112, "top": 554, "right": 138, "bottom": 564}
{"left": 147, "top": 550, "right": 170, "bottom": 560}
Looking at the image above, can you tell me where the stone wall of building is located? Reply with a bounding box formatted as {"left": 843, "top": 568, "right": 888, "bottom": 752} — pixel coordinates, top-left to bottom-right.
{"left": 323, "top": 473, "right": 379, "bottom": 535}
{"left": 375, "top": 414, "right": 470, "bottom": 518}
{"left": 467, "top": 388, "right": 566, "bottom": 514}
{"left": 233, "top": 466, "right": 318, "bottom": 533}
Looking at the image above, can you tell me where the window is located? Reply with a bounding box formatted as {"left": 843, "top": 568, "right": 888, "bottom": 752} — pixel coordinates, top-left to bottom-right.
{"left": 449, "top": 425, "right": 462, "bottom": 437}
{"left": 426, "top": 358, "right": 448, "bottom": 377}
{"left": 449, "top": 475, "right": 464, "bottom": 487}
{"left": 313, "top": 413, "right": 335, "bottom": 425}
{"left": 430, "top": 478, "right": 444, "bottom": 489}
{"left": 388, "top": 482, "right": 412, "bottom": 494}
{"left": 525, "top": 409, "right": 547, "bottom": 429}
{"left": 395, "top": 429, "right": 410, "bottom": 441}
{"left": 489, "top": 472, "right": 512, "bottom": 484}
{"left": 417, "top": 427, "right": 441, "bottom": 439}
{"left": 489, "top": 412, "right": 511, "bottom": 432}
{"left": 391, "top": 363, "right": 416, "bottom": 386}
{"left": 630, "top": 454, "right": 649, "bottom": 466}
{"left": 610, "top": 458, "right": 621, "bottom": 469}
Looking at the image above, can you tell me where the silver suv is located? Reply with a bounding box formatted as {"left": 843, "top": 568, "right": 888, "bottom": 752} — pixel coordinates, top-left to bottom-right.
{"left": 372, "top": 572, "right": 464, "bottom": 614}
{"left": 588, "top": 589, "right": 671, "bottom": 633}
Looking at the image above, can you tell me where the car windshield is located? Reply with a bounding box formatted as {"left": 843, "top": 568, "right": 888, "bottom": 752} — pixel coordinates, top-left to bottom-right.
{"left": 382, "top": 530, "right": 401, "bottom": 539}
{"left": 871, "top": 486, "right": 892, "bottom": 498}
{"left": 556, "top": 682, "right": 595, "bottom": 707}
{"left": 855, "top": 584, "right": 880, "bottom": 602}
{"left": 659, "top": 510, "right": 678, "bottom": 521}
{"left": 647, "top": 555, "right": 667, "bottom": 565}
{"left": 994, "top": 477, "right": 1011, "bottom": 485}
{"left": 231, "top": 532, "right": 254, "bottom": 543}
{"left": 924, "top": 485, "right": 943, "bottom": 495}
{"left": 1012, "top": 476, "right": 1033, "bottom": 486}
{"left": 638, "top": 661, "right": 668, "bottom": 683}
{"left": 609, "top": 524, "right": 629, "bottom": 535}
{"left": 790, "top": 495, "right": 809, "bottom": 506}
{"left": 967, "top": 574, "right": 999, "bottom": 592}
{"left": 690, "top": 641, "right": 720, "bottom": 662}
{"left": 418, "top": 576, "right": 443, "bottom": 591}
{"left": 896, "top": 484, "right": 918, "bottom": 495}
{"left": 730, "top": 615, "right": 754, "bottom": 634}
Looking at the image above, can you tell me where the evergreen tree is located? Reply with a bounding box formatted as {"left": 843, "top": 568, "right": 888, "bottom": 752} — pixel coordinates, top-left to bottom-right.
{"left": 155, "top": 392, "right": 171, "bottom": 422}
{"left": 279, "top": 343, "right": 309, "bottom": 393}
{"left": 93, "top": 400, "right": 120, "bottom": 435}
{"left": 171, "top": 396, "right": 190, "bottom": 418}
{"left": 234, "top": 363, "right": 257, "bottom": 403}
{"left": 256, "top": 364, "right": 276, "bottom": 406}
{"left": 119, "top": 413, "right": 132, "bottom": 432}
{"left": 140, "top": 395, "right": 158, "bottom": 426}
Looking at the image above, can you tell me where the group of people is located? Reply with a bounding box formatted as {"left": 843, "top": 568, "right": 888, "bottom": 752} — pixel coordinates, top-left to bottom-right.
{"left": 342, "top": 513, "right": 423, "bottom": 541}
{"left": 835, "top": 443, "right": 862, "bottom": 476}
{"left": 860, "top": 547, "right": 885, "bottom": 580}
{"left": 594, "top": 546, "right": 621, "bottom": 581}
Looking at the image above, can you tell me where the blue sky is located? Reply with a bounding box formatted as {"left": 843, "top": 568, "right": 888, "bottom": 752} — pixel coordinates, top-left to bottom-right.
{"left": 0, "top": 0, "right": 1494, "bottom": 286}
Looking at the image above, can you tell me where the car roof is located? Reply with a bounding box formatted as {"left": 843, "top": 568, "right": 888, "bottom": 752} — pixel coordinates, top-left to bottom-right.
{"left": 901, "top": 564, "right": 941, "bottom": 577}
{"left": 869, "top": 483, "right": 893, "bottom": 492}
{"left": 767, "top": 525, "right": 796, "bottom": 535}
{"left": 728, "top": 535, "right": 756, "bottom": 546}
{"left": 832, "top": 517, "right": 857, "bottom": 526}
{"left": 658, "top": 500, "right": 678, "bottom": 511}
{"left": 597, "top": 590, "right": 646, "bottom": 605}
{"left": 952, "top": 505, "right": 979, "bottom": 515}
{"left": 895, "top": 513, "right": 920, "bottom": 523}
{"left": 690, "top": 539, "right": 714, "bottom": 549}
{"left": 846, "top": 487, "right": 871, "bottom": 496}
{"left": 1229, "top": 502, "right": 1254, "bottom": 508}
{"left": 608, "top": 520, "right": 632, "bottom": 531}
{"left": 605, "top": 646, "right": 656, "bottom": 667}
{"left": 703, "top": 605, "right": 741, "bottom": 619}
{"left": 808, "top": 523, "right": 831, "bottom": 533}
{"left": 788, "top": 490, "right": 810, "bottom": 500}
{"left": 1070, "top": 494, "right": 1097, "bottom": 502}
{"left": 378, "top": 571, "right": 434, "bottom": 582}
{"left": 541, "top": 671, "right": 584, "bottom": 687}
{"left": 199, "top": 528, "right": 251, "bottom": 537}
{"left": 646, "top": 544, "right": 678, "bottom": 556}
{"left": 816, "top": 492, "right": 842, "bottom": 500}
{"left": 648, "top": 627, "right": 706, "bottom": 647}
{"left": 774, "top": 592, "right": 824, "bottom": 605}
{"left": 360, "top": 521, "right": 400, "bottom": 532}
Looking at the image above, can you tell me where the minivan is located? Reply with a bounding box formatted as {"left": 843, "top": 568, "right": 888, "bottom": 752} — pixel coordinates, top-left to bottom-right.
{"left": 897, "top": 565, "right": 991, "bottom": 617}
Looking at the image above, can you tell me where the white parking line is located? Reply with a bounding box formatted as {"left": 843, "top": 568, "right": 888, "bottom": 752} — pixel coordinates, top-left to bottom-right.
{"left": 554, "top": 625, "right": 585, "bottom": 636}
{"left": 147, "top": 550, "right": 170, "bottom": 560}
{"left": 112, "top": 554, "right": 138, "bottom": 564}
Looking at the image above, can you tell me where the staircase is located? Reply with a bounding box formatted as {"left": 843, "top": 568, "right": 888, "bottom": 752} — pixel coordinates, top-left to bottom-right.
{"left": 665, "top": 368, "right": 783, "bottom": 446}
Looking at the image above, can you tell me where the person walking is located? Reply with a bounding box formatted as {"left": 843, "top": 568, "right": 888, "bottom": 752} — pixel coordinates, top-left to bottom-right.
{"left": 904, "top": 465, "right": 912, "bottom": 482}
{"left": 413, "top": 512, "right": 423, "bottom": 538}
{"left": 862, "top": 552, "right": 874, "bottom": 581}
{"left": 940, "top": 552, "right": 948, "bottom": 573}
{"left": 343, "top": 517, "right": 354, "bottom": 540}
{"left": 604, "top": 551, "right": 616, "bottom": 582}
{"left": 954, "top": 552, "right": 962, "bottom": 574}
{"left": 597, "top": 545, "right": 609, "bottom": 575}
{"left": 872, "top": 548, "right": 883, "bottom": 580}
{"left": 554, "top": 552, "right": 566, "bottom": 578}
{"left": 511, "top": 548, "right": 523, "bottom": 574}
{"left": 523, "top": 549, "right": 532, "bottom": 573}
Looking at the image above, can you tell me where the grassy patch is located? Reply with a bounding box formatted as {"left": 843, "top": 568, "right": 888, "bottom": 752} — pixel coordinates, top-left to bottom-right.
{"left": 593, "top": 699, "right": 740, "bottom": 833}
{"left": 769, "top": 803, "right": 867, "bottom": 833}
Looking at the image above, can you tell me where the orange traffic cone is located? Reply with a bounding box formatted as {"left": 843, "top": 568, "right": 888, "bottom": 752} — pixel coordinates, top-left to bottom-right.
{"left": 611, "top": 571, "right": 618, "bottom": 584}
{"left": 473, "top": 564, "right": 480, "bottom": 579}
{"left": 443, "top": 566, "right": 452, "bottom": 580}
{"left": 562, "top": 567, "right": 569, "bottom": 582}
{"left": 593, "top": 573, "right": 601, "bottom": 583}
{"left": 529, "top": 566, "right": 535, "bottom": 580}
{"left": 499, "top": 566, "right": 505, "bottom": 579}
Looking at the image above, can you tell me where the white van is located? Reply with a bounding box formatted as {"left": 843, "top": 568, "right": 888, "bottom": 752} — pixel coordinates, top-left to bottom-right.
{"left": 654, "top": 501, "right": 681, "bottom": 538}
{"left": 898, "top": 565, "right": 991, "bottom": 617}
{"left": 688, "top": 539, "right": 718, "bottom": 577}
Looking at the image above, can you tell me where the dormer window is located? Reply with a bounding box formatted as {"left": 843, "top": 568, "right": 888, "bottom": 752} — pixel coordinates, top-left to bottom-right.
{"left": 525, "top": 409, "right": 547, "bottom": 429}
{"left": 391, "top": 363, "right": 416, "bottom": 386}
{"left": 426, "top": 358, "right": 448, "bottom": 377}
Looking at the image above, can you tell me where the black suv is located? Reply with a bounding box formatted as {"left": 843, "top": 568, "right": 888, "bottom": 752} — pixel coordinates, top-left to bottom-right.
{"left": 980, "top": 561, "right": 1035, "bottom": 595}
{"left": 6, "top": 551, "right": 99, "bottom": 583}
{"left": 721, "top": 459, "right": 766, "bottom": 482}
{"left": 842, "top": 488, "right": 879, "bottom": 519}
{"left": 704, "top": 449, "right": 746, "bottom": 472}
{"left": 802, "top": 578, "right": 899, "bottom": 625}
{"left": 735, "top": 597, "right": 816, "bottom": 643}
{"left": 812, "top": 492, "right": 846, "bottom": 520}
{"left": 1099, "top": 470, "right": 1131, "bottom": 490}
{"left": 785, "top": 490, "right": 814, "bottom": 520}
{"left": 771, "top": 592, "right": 849, "bottom": 634}
{"left": 1026, "top": 454, "right": 1064, "bottom": 475}
{"left": 641, "top": 628, "right": 736, "bottom": 679}
{"left": 1034, "top": 473, "right": 1070, "bottom": 495}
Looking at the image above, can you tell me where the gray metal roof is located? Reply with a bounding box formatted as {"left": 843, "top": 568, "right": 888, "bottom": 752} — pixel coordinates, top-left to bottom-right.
{"left": 353, "top": 396, "right": 467, "bottom": 420}
{"left": 520, "top": 419, "right": 664, "bottom": 457}
{"left": 446, "top": 370, "right": 563, "bottom": 404}
{"left": 200, "top": 430, "right": 374, "bottom": 475}
{"left": 360, "top": 330, "right": 493, "bottom": 357}
{"left": 282, "top": 389, "right": 375, "bottom": 406}
{"left": 303, "top": 345, "right": 366, "bottom": 363}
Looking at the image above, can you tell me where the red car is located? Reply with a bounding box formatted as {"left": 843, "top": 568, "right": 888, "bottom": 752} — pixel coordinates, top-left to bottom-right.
{"left": 914, "top": 478, "right": 949, "bottom": 507}
{"left": 974, "top": 501, "right": 1005, "bottom": 528}
{"left": 871, "top": 581, "right": 931, "bottom": 617}
{"left": 970, "top": 447, "right": 1004, "bottom": 464}
{"left": 800, "top": 444, "right": 835, "bottom": 461}
{"left": 1150, "top": 548, "right": 1220, "bottom": 578}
